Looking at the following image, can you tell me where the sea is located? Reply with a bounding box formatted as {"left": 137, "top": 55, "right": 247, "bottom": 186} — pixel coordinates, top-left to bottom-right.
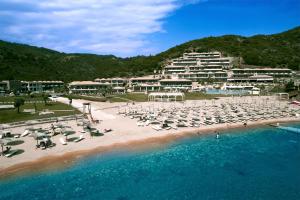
{"left": 0, "top": 124, "right": 300, "bottom": 200}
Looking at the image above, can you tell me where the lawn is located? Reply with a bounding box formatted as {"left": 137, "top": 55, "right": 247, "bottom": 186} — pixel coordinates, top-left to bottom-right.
{"left": 66, "top": 94, "right": 107, "bottom": 102}
{"left": 0, "top": 95, "right": 44, "bottom": 103}
{"left": 108, "top": 93, "right": 148, "bottom": 102}
{"left": 109, "top": 92, "right": 225, "bottom": 102}
{"left": 64, "top": 92, "right": 226, "bottom": 103}
{"left": 0, "top": 102, "right": 81, "bottom": 123}
{"left": 184, "top": 92, "right": 225, "bottom": 100}
{"left": 66, "top": 93, "right": 148, "bottom": 102}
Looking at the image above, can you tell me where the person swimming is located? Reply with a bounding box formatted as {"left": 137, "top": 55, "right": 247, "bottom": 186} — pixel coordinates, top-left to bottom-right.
{"left": 216, "top": 131, "right": 220, "bottom": 139}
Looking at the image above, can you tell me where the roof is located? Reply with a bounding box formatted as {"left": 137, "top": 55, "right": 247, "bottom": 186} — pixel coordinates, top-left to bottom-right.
{"left": 159, "top": 79, "right": 192, "bottom": 82}
{"left": 184, "top": 52, "right": 220, "bottom": 55}
{"left": 130, "top": 76, "right": 160, "bottom": 81}
{"left": 148, "top": 92, "right": 185, "bottom": 96}
{"left": 249, "top": 75, "right": 273, "bottom": 79}
{"left": 134, "top": 83, "right": 160, "bottom": 87}
{"left": 113, "top": 86, "right": 125, "bottom": 90}
{"left": 69, "top": 81, "right": 109, "bottom": 86}
{"left": 233, "top": 68, "right": 291, "bottom": 71}
{"left": 94, "top": 77, "right": 126, "bottom": 81}
{"left": 21, "top": 81, "right": 64, "bottom": 83}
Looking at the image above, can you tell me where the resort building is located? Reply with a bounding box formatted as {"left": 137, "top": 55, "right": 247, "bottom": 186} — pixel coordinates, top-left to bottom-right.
{"left": 132, "top": 84, "right": 161, "bottom": 93}
{"left": 232, "top": 68, "right": 292, "bottom": 79}
{"left": 159, "top": 79, "right": 192, "bottom": 91}
{"left": 0, "top": 81, "right": 8, "bottom": 95}
{"left": 228, "top": 75, "right": 274, "bottom": 83}
{"left": 129, "top": 76, "right": 161, "bottom": 87}
{"left": 221, "top": 84, "right": 261, "bottom": 95}
{"left": 129, "top": 76, "right": 161, "bottom": 92}
{"left": 94, "top": 78, "right": 127, "bottom": 87}
{"left": 69, "top": 81, "right": 110, "bottom": 94}
{"left": 163, "top": 51, "right": 232, "bottom": 82}
{"left": 20, "top": 81, "right": 64, "bottom": 93}
{"left": 94, "top": 78, "right": 127, "bottom": 94}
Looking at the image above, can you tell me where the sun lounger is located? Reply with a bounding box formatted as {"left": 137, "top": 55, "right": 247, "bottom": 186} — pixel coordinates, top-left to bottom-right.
{"left": 4, "top": 149, "right": 19, "bottom": 158}
{"left": 21, "top": 130, "right": 30, "bottom": 137}
{"left": 59, "top": 137, "right": 67, "bottom": 145}
{"left": 152, "top": 125, "right": 162, "bottom": 131}
{"left": 74, "top": 135, "right": 84, "bottom": 143}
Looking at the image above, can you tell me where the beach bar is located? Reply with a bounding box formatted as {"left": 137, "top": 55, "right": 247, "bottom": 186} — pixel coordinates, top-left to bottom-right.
{"left": 148, "top": 92, "right": 185, "bottom": 102}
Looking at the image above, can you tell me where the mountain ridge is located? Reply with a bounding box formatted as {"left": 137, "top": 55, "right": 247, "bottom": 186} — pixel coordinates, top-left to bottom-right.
{"left": 0, "top": 26, "right": 300, "bottom": 81}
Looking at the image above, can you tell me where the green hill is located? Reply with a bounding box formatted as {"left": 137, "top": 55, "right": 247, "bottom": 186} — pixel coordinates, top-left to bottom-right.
{"left": 0, "top": 26, "right": 300, "bottom": 81}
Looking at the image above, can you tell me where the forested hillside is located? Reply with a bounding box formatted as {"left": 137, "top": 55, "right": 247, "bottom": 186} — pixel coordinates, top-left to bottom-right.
{"left": 0, "top": 26, "right": 299, "bottom": 81}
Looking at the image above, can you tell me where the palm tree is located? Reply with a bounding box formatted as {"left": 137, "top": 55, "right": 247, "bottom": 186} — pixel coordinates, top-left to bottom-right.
{"left": 14, "top": 98, "right": 25, "bottom": 113}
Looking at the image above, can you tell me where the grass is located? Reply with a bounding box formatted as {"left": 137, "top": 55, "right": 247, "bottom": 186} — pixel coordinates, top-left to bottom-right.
{"left": 0, "top": 95, "right": 44, "bottom": 103}
{"left": 66, "top": 93, "right": 148, "bottom": 102}
{"left": 0, "top": 102, "right": 81, "bottom": 123}
{"left": 184, "top": 92, "right": 226, "bottom": 100}
{"left": 63, "top": 92, "right": 227, "bottom": 104}
{"left": 66, "top": 94, "right": 107, "bottom": 102}
{"left": 107, "top": 93, "right": 148, "bottom": 102}
{"left": 108, "top": 92, "right": 226, "bottom": 102}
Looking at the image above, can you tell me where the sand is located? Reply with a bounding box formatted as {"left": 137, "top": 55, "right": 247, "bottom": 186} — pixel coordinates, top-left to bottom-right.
{"left": 0, "top": 96, "right": 299, "bottom": 179}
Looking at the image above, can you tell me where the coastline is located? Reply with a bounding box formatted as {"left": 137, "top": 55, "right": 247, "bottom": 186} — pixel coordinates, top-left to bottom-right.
{"left": 1, "top": 117, "right": 299, "bottom": 180}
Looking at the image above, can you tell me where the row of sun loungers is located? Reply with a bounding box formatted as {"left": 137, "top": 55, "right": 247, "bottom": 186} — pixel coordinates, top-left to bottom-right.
{"left": 119, "top": 97, "right": 300, "bottom": 131}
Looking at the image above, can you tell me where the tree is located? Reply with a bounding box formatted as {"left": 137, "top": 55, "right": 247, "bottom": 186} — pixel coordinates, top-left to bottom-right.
{"left": 42, "top": 93, "right": 50, "bottom": 105}
{"left": 106, "top": 85, "right": 113, "bottom": 95}
{"left": 14, "top": 98, "right": 25, "bottom": 113}
{"left": 98, "top": 86, "right": 112, "bottom": 97}
{"left": 285, "top": 81, "right": 295, "bottom": 92}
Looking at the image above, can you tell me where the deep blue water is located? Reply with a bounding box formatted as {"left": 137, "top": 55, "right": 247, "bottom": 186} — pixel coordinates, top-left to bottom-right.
{"left": 1, "top": 125, "right": 300, "bottom": 200}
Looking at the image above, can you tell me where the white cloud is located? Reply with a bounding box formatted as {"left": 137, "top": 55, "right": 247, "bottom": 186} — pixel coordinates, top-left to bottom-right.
{"left": 0, "top": 0, "right": 200, "bottom": 56}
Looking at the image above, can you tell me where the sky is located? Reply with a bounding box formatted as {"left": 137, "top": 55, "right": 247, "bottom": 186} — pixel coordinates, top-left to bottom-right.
{"left": 0, "top": 0, "right": 299, "bottom": 57}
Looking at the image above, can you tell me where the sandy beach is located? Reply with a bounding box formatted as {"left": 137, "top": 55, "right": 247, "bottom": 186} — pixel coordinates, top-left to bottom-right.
{"left": 1, "top": 96, "right": 300, "bottom": 179}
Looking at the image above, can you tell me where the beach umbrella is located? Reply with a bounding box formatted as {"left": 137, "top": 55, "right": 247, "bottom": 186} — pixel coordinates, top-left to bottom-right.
{"left": 0, "top": 139, "right": 11, "bottom": 155}
{"left": 32, "top": 132, "right": 48, "bottom": 145}
{"left": 0, "top": 139, "right": 5, "bottom": 155}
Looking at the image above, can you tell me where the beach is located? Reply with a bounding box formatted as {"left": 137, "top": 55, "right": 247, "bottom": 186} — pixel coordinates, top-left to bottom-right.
{"left": 1, "top": 96, "right": 300, "bottom": 178}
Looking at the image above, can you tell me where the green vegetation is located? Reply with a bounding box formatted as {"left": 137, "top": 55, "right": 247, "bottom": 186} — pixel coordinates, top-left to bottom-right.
{"left": 67, "top": 93, "right": 231, "bottom": 103}
{"left": 0, "top": 101, "right": 80, "bottom": 123}
{"left": 108, "top": 93, "right": 225, "bottom": 102}
{"left": 66, "top": 94, "right": 107, "bottom": 102}
{"left": 108, "top": 93, "right": 148, "bottom": 102}
{"left": 0, "top": 26, "right": 300, "bottom": 81}
{"left": 42, "top": 93, "right": 50, "bottom": 105}
{"left": 0, "top": 95, "right": 44, "bottom": 103}
{"left": 184, "top": 93, "right": 225, "bottom": 100}
{"left": 13, "top": 98, "right": 25, "bottom": 113}
{"left": 285, "top": 80, "right": 296, "bottom": 92}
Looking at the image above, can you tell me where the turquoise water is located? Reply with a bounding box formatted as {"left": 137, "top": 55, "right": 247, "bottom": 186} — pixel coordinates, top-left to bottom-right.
{"left": 1, "top": 125, "right": 300, "bottom": 200}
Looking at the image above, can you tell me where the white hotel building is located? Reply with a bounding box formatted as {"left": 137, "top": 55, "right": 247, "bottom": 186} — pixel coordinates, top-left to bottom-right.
{"left": 163, "top": 51, "right": 233, "bottom": 82}
{"left": 66, "top": 52, "right": 294, "bottom": 94}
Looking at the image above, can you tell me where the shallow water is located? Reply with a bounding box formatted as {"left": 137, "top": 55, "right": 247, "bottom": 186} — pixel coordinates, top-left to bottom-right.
{"left": 0, "top": 125, "right": 300, "bottom": 200}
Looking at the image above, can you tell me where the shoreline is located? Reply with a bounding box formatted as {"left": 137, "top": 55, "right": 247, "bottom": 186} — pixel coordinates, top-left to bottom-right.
{"left": 1, "top": 117, "right": 299, "bottom": 180}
